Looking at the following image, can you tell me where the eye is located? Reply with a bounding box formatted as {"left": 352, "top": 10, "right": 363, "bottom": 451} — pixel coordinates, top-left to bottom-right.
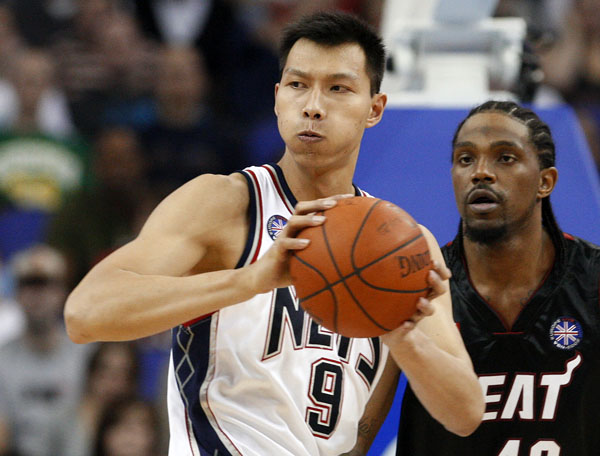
{"left": 331, "top": 85, "right": 349, "bottom": 92}
{"left": 454, "top": 153, "right": 474, "bottom": 165}
{"left": 289, "top": 81, "right": 305, "bottom": 89}
{"left": 499, "top": 154, "right": 516, "bottom": 163}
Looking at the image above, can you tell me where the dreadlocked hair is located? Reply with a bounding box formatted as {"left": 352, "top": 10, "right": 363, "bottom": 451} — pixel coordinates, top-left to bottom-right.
{"left": 452, "top": 100, "right": 565, "bottom": 260}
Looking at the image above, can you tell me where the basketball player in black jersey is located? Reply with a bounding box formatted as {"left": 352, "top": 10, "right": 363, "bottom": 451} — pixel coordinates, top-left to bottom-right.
{"left": 396, "top": 100, "right": 600, "bottom": 456}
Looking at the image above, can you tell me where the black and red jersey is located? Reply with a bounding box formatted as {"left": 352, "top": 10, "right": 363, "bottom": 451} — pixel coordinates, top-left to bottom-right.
{"left": 397, "top": 233, "right": 600, "bottom": 456}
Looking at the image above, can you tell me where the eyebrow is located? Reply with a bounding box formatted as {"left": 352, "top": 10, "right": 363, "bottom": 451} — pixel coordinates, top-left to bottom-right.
{"left": 453, "top": 141, "right": 474, "bottom": 149}
{"left": 491, "top": 140, "right": 520, "bottom": 148}
{"left": 284, "top": 68, "right": 359, "bottom": 81}
{"left": 453, "top": 140, "right": 521, "bottom": 149}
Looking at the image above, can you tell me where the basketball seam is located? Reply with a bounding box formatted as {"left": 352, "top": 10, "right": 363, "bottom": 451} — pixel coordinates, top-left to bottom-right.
{"left": 299, "top": 227, "right": 427, "bottom": 333}
{"left": 291, "top": 254, "right": 338, "bottom": 313}
{"left": 320, "top": 199, "right": 391, "bottom": 332}
{"left": 353, "top": 233, "right": 429, "bottom": 293}
{"left": 298, "top": 231, "right": 428, "bottom": 300}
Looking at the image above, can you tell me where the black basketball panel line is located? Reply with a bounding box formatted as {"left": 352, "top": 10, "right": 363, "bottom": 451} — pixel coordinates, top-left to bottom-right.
{"left": 320, "top": 198, "right": 392, "bottom": 332}
{"left": 291, "top": 248, "right": 340, "bottom": 332}
{"left": 298, "top": 231, "right": 428, "bottom": 300}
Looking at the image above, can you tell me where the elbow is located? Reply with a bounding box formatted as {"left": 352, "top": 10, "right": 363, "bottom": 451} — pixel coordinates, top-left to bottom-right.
{"left": 447, "top": 417, "right": 481, "bottom": 438}
{"left": 63, "top": 293, "right": 98, "bottom": 344}
{"left": 445, "top": 398, "right": 484, "bottom": 437}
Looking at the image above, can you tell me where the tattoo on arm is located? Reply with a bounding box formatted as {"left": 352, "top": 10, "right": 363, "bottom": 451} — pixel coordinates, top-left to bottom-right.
{"left": 357, "top": 416, "right": 377, "bottom": 439}
{"left": 338, "top": 416, "right": 382, "bottom": 455}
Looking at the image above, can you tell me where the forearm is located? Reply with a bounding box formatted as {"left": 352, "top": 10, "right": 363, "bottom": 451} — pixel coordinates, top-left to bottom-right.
{"left": 65, "top": 266, "right": 257, "bottom": 343}
{"left": 341, "top": 357, "right": 400, "bottom": 456}
{"left": 388, "top": 329, "right": 483, "bottom": 436}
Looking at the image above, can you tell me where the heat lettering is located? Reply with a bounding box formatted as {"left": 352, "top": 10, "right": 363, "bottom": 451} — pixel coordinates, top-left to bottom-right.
{"left": 539, "top": 353, "right": 582, "bottom": 420}
{"left": 479, "top": 353, "right": 582, "bottom": 422}
{"left": 500, "top": 374, "right": 534, "bottom": 420}
{"left": 479, "top": 375, "right": 506, "bottom": 421}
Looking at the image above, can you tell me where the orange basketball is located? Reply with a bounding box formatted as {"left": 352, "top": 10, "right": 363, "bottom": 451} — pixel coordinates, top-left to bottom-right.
{"left": 290, "top": 196, "right": 432, "bottom": 338}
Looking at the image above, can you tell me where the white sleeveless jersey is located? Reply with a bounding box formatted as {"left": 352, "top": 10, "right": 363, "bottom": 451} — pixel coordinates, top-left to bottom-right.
{"left": 167, "top": 164, "right": 390, "bottom": 456}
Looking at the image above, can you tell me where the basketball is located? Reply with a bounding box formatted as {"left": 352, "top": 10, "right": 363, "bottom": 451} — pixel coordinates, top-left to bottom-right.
{"left": 290, "top": 196, "right": 432, "bottom": 338}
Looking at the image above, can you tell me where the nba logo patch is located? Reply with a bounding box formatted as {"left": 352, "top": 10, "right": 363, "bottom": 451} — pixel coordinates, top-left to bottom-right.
{"left": 550, "top": 317, "right": 583, "bottom": 350}
{"left": 267, "top": 215, "right": 287, "bottom": 240}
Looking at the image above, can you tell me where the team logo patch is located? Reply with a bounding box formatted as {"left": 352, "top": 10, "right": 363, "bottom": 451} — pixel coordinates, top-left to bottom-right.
{"left": 267, "top": 215, "right": 288, "bottom": 240}
{"left": 550, "top": 317, "right": 583, "bottom": 350}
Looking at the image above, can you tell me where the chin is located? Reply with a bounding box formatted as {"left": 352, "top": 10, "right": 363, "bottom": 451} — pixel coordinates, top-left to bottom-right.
{"left": 463, "top": 222, "right": 508, "bottom": 245}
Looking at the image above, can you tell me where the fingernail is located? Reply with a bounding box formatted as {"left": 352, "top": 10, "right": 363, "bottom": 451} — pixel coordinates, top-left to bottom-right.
{"left": 312, "top": 215, "right": 326, "bottom": 223}
{"left": 322, "top": 200, "right": 336, "bottom": 207}
{"left": 297, "top": 239, "right": 310, "bottom": 246}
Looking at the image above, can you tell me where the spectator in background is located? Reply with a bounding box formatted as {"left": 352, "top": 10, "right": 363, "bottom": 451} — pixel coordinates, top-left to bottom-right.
{"left": 47, "top": 126, "right": 155, "bottom": 288}
{"left": 494, "top": 0, "right": 572, "bottom": 46}
{"left": 0, "top": 256, "right": 24, "bottom": 347}
{"left": 526, "top": 0, "right": 600, "bottom": 174}
{"left": 132, "top": 0, "right": 281, "bottom": 127}
{"left": 63, "top": 342, "right": 141, "bottom": 456}
{"left": 0, "top": 244, "right": 91, "bottom": 456}
{"left": 93, "top": 13, "right": 157, "bottom": 129}
{"left": 0, "top": 5, "right": 22, "bottom": 79}
{"left": 0, "top": 47, "right": 76, "bottom": 137}
{"left": 131, "top": 0, "right": 245, "bottom": 109}
{"left": 0, "top": 46, "right": 90, "bottom": 262}
{"left": 53, "top": 3, "right": 156, "bottom": 137}
{"left": 4, "top": 0, "right": 78, "bottom": 48}
{"left": 92, "top": 396, "right": 163, "bottom": 456}
{"left": 137, "top": 45, "right": 246, "bottom": 198}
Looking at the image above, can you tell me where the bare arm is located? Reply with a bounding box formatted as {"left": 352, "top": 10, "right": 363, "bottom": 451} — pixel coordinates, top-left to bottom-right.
{"left": 340, "top": 356, "right": 400, "bottom": 456}
{"left": 381, "top": 225, "right": 484, "bottom": 437}
{"left": 64, "top": 173, "right": 346, "bottom": 343}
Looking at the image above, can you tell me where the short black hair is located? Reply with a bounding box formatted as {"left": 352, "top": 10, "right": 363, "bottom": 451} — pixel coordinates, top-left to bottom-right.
{"left": 452, "top": 100, "right": 564, "bottom": 258}
{"left": 278, "top": 11, "right": 385, "bottom": 95}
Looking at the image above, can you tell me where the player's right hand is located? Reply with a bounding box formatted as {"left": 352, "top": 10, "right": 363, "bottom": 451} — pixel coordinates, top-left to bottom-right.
{"left": 247, "top": 194, "right": 354, "bottom": 294}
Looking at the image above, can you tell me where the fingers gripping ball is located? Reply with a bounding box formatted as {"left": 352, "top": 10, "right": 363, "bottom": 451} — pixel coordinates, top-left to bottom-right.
{"left": 290, "top": 197, "right": 432, "bottom": 338}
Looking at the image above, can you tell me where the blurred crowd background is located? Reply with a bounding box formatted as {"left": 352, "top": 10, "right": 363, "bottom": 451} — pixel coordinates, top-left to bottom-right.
{"left": 0, "top": 1, "right": 599, "bottom": 455}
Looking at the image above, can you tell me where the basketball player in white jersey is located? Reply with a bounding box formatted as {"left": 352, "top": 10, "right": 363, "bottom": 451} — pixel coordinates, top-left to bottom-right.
{"left": 65, "top": 11, "right": 483, "bottom": 455}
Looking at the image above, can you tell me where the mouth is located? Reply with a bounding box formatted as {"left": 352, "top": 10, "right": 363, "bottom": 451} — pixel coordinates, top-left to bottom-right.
{"left": 466, "top": 188, "right": 500, "bottom": 214}
{"left": 298, "top": 130, "right": 323, "bottom": 143}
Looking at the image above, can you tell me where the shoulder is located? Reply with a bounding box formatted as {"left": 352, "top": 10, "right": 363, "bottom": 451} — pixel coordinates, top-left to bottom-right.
{"left": 566, "top": 233, "right": 600, "bottom": 250}
{"left": 563, "top": 233, "right": 600, "bottom": 266}
{"left": 167, "top": 172, "right": 248, "bottom": 211}
{"left": 143, "top": 172, "right": 250, "bottom": 237}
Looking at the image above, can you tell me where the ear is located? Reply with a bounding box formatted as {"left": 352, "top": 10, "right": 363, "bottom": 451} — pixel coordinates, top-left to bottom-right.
{"left": 538, "top": 167, "right": 558, "bottom": 199}
{"left": 365, "top": 92, "right": 387, "bottom": 128}
{"left": 274, "top": 83, "right": 280, "bottom": 117}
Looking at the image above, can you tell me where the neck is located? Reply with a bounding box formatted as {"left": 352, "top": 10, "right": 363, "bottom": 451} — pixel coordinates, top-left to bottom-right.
{"left": 277, "top": 152, "right": 357, "bottom": 202}
{"left": 463, "top": 220, "right": 556, "bottom": 290}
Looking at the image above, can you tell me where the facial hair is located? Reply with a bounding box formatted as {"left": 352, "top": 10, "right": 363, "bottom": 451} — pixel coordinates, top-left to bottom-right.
{"left": 462, "top": 194, "right": 538, "bottom": 246}
{"left": 463, "top": 220, "right": 508, "bottom": 245}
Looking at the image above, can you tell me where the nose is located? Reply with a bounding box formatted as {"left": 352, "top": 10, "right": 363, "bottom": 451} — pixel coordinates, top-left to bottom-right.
{"left": 303, "top": 89, "right": 325, "bottom": 120}
{"left": 471, "top": 158, "right": 496, "bottom": 184}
